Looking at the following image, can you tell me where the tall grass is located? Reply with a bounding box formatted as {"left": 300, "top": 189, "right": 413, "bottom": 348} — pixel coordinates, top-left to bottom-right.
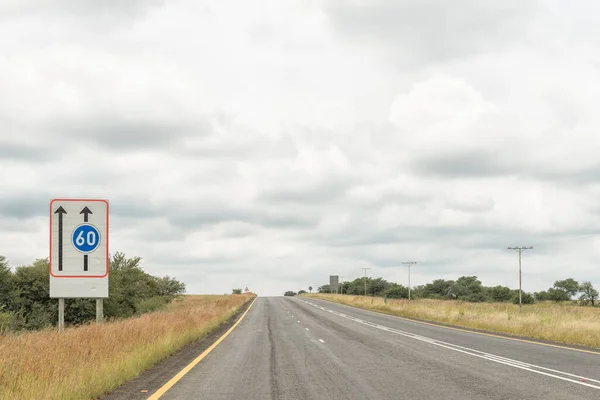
{"left": 306, "top": 294, "right": 600, "bottom": 349}
{"left": 0, "top": 294, "right": 254, "bottom": 400}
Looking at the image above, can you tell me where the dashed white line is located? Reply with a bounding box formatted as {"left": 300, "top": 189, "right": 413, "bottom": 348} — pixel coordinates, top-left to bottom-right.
{"left": 306, "top": 328, "right": 310, "bottom": 331}
{"left": 299, "top": 300, "right": 600, "bottom": 390}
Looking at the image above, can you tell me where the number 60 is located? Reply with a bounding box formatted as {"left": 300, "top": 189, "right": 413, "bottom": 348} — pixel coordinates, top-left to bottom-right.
{"left": 76, "top": 230, "right": 97, "bottom": 246}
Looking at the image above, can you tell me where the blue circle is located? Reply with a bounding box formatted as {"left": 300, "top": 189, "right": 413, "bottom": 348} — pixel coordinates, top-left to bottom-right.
{"left": 72, "top": 224, "right": 101, "bottom": 253}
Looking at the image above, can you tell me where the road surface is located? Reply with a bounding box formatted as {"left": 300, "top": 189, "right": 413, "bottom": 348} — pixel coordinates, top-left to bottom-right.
{"left": 157, "top": 297, "right": 600, "bottom": 399}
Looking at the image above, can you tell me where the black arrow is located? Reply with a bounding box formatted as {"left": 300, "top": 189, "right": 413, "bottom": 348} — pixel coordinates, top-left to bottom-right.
{"left": 80, "top": 207, "right": 92, "bottom": 271}
{"left": 80, "top": 206, "right": 92, "bottom": 222}
{"left": 54, "top": 206, "right": 67, "bottom": 272}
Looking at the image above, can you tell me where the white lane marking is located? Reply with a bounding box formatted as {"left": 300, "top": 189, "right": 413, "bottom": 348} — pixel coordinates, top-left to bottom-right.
{"left": 306, "top": 328, "right": 310, "bottom": 331}
{"left": 318, "top": 339, "right": 325, "bottom": 343}
{"left": 299, "top": 300, "right": 600, "bottom": 390}
{"left": 298, "top": 320, "right": 301, "bottom": 323}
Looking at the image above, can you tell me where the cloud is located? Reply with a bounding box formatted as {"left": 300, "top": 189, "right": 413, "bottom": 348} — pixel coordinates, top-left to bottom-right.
{"left": 0, "top": 195, "right": 50, "bottom": 219}
{"left": 1, "top": 0, "right": 600, "bottom": 296}
{"left": 324, "top": 0, "right": 536, "bottom": 65}
{"left": 410, "top": 151, "right": 516, "bottom": 179}
{"left": 0, "top": 0, "right": 165, "bottom": 25}
{"left": 50, "top": 117, "right": 206, "bottom": 151}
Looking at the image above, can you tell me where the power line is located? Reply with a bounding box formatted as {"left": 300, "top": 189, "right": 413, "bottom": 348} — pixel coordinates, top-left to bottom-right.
{"left": 362, "top": 268, "right": 370, "bottom": 296}
{"left": 507, "top": 246, "right": 533, "bottom": 310}
{"left": 402, "top": 262, "right": 417, "bottom": 300}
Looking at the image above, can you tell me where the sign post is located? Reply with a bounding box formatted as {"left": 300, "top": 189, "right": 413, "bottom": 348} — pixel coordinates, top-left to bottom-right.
{"left": 50, "top": 199, "right": 109, "bottom": 330}
{"left": 58, "top": 298, "right": 65, "bottom": 333}
{"left": 96, "top": 298, "right": 104, "bottom": 324}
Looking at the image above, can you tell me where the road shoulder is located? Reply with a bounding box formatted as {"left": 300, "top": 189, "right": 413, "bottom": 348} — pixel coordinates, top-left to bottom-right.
{"left": 100, "top": 298, "right": 255, "bottom": 400}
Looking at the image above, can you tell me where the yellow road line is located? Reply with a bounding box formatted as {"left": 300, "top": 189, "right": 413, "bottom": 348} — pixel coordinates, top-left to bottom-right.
{"left": 308, "top": 298, "right": 600, "bottom": 356}
{"left": 147, "top": 297, "right": 258, "bottom": 400}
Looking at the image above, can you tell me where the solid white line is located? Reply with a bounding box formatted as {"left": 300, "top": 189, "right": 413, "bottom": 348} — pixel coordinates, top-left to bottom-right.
{"left": 299, "top": 299, "right": 600, "bottom": 390}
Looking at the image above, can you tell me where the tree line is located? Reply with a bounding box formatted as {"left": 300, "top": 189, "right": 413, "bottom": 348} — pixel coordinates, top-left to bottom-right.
{"left": 0, "top": 252, "right": 186, "bottom": 332}
{"left": 310, "top": 275, "right": 599, "bottom": 305}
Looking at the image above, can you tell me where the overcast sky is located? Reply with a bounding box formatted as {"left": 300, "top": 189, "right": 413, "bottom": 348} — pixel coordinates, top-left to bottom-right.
{"left": 2, "top": 1, "right": 600, "bottom": 296}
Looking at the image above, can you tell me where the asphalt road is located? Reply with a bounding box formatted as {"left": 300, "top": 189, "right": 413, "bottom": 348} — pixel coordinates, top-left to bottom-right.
{"left": 158, "top": 297, "right": 600, "bottom": 399}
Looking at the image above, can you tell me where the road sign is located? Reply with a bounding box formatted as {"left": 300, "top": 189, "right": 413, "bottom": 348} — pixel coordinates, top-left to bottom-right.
{"left": 50, "top": 199, "right": 109, "bottom": 298}
{"left": 330, "top": 275, "right": 339, "bottom": 293}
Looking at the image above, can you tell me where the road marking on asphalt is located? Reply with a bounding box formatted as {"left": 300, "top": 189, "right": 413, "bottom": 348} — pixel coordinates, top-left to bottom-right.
{"left": 318, "top": 339, "right": 325, "bottom": 343}
{"left": 300, "top": 299, "right": 600, "bottom": 390}
{"left": 147, "top": 297, "right": 258, "bottom": 400}
{"left": 301, "top": 299, "right": 600, "bottom": 357}
{"left": 306, "top": 328, "right": 309, "bottom": 331}
{"left": 298, "top": 320, "right": 301, "bottom": 323}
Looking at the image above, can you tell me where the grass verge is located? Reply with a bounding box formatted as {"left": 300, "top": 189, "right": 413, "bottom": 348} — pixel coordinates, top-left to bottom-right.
{"left": 304, "top": 294, "right": 600, "bottom": 349}
{"left": 0, "top": 294, "right": 254, "bottom": 400}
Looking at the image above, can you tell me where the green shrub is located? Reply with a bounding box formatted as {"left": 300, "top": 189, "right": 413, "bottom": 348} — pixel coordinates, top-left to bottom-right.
{"left": 134, "top": 297, "right": 166, "bottom": 314}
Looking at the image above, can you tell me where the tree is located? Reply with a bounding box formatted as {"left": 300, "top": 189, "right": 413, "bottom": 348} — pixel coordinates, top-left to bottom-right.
{"left": 448, "top": 276, "right": 484, "bottom": 301}
{"left": 156, "top": 276, "right": 186, "bottom": 301}
{"left": 367, "top": 277, "right": 391, "bottom": 297}
{"left": 308, "top": 286, "right": 313, "bottom": 293}
{"left": 0, "top": 253, "right": 185, "bottom": 332}
{"left": 298, "top": 290, "right": 307, "bottom": 295}
{"left": 553, "top": 278, "right": 580, "bottom": 299}
{"left": 0, "top": 255, "right": 15, "bottom": 311}
{"left": 318, "top": 284, "right": 331, "bottom": 293}
{"left": 578, "top": 281, "right": 599, "bottom": 306}
{"left": 534, "top": 291, "right": 550, "bottom": 301}
{"left": 382, "top": 284, "right": 408, "bottom": 299}
{"left": 547, "top": 287, "right": 570, "bottom": 302}
{"left": 422, "top": 279, "right": 454, "bottom": 299}
{"left": 410, "top": 285, "right": 426, "bottom": 299}
{"left": 512, "top": 291, "right": 535, "bottom": 305}
{"left": 487, "top": 285, "right": 513, "bottom": 303}
{"left": 10, "top": 258, "right": 55, "bottom": 330}
{"left": 284, "top": 291, "right": 296, "bottom": 296}
{"left": 232, "top": 289, "right": 242, "bottom": 294}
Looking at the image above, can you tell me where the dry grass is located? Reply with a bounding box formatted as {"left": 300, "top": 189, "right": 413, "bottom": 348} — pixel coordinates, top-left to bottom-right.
{"left": 305, "top": 294, "right": 600, "bottom": 349}
{"left": 0, "top": 294, "right": 254, "bottom": 400}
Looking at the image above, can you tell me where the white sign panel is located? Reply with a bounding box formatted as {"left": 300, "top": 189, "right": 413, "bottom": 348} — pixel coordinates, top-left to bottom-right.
{"left": 50, "top": 199, "right": 109, "bottom": 298}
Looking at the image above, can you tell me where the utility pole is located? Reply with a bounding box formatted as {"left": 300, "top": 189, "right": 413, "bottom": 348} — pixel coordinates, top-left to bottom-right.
{"left": 402, "top": 262, "right": 417, "bottom": 300}
{"left": 362, "top": 268, "right": 370, "bottom": 296}
{"left": 507, "top": 246, "right": 533, "bottom": 310}
{"left": 339, "top": 276, "right": 345, "bottom": 295}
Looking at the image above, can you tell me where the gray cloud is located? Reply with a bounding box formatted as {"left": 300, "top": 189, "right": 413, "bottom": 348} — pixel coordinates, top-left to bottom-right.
{"left": 324, "top": 0, "right": 536, "bottom": 65}
{"left": 410, "top": 151, "right": 517, "bottom": 178}
{"left": 0, "top": 0, "right": 165, "bottom": 23}
{"left": 50, "top": 117, "right": 209, "bottom": 151}
{"left": 409, "top": 150, "right": 600, "bottom": 186}
{"left": 166, "top": 204, "right": 319, "bottom": 231}
{"left": 0, "top": 195, "right": 51, "bottom": 219}
{"left": 1, "top": 0, "right": 600, "bottom": 295}
{"left": 525, "top": 164, "right": 600, "bottom": 185}
{"left": 0, "top": 142, "right": 57, "bottom": 162}
{"left": 260, "top": 176, "right": 355, "bottom": 204}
